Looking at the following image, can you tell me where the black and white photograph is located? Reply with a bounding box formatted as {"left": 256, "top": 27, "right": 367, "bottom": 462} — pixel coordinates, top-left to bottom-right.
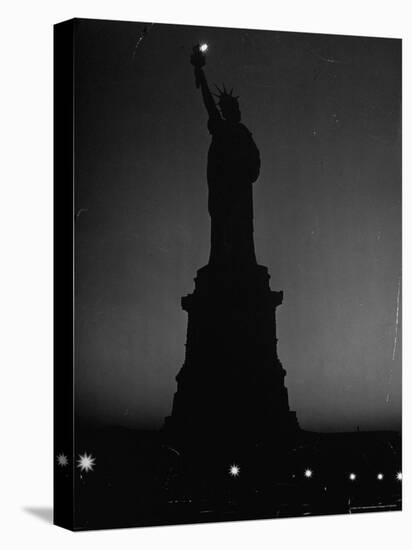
{"left": 0, "top": 1, "right": 409, "bottom": 548}
{"left": 54, "top": 18, "right": 401, "bottom": 530}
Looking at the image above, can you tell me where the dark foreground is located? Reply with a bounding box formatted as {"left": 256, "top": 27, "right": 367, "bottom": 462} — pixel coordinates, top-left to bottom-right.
{"left": 58, "top": 427, "right": 401, "bottom": 530}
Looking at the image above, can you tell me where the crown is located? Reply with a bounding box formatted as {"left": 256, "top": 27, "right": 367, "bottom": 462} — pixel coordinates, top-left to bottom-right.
{"left": 213, "top": 84, "right": 240, "bottom": 107}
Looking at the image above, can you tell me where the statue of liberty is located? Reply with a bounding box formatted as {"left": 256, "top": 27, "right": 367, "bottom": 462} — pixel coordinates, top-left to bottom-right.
{"left": 190, "top": 45, "right": 261, "bottom": 267}
{"left": 164, "top": 45, "right": 299, "bottom": 448}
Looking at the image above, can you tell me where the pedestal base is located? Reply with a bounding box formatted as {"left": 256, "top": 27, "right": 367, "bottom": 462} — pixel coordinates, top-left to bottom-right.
{"left": 164, "top": 263, "right": 299, "bottom": 452}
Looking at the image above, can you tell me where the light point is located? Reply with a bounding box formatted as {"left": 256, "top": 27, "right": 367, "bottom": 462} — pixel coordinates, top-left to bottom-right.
{"left": 57, "top": 453, "right": 68, "bottom": 467}
{"left": 229, "top": 464, "right": 240, "bottom": 477}
{"left": 77, "top": 452, "right": 96, "bottom": 473}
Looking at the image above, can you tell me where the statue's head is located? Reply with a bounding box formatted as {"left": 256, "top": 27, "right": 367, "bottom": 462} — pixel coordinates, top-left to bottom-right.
{"left": 215, "top": 85, "right": 241, "bottom": 123}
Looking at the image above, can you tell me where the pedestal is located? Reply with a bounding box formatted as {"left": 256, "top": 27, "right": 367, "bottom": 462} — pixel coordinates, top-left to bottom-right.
{"left": 164, "top": 262, "right": 299, "bottom": 453}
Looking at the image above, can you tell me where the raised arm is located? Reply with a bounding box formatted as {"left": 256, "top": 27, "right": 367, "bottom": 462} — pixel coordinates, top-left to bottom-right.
{"left": 191, "top": 46, "right": 220, "bottom": 120}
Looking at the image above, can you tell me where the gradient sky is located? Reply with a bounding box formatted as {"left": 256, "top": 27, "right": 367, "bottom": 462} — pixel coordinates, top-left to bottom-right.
{"left": 74, "top": 19, "right": 401, "bottom": 432}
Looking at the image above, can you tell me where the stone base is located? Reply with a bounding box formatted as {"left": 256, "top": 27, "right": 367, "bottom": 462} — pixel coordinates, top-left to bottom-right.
{"left": 164, "top": 262, "right": 299, "bottom": 452}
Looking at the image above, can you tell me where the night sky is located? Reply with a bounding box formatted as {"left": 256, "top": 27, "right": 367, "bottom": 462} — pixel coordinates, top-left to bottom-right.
{"left": 74, "top": 19, "right": 401, "bottom": 432}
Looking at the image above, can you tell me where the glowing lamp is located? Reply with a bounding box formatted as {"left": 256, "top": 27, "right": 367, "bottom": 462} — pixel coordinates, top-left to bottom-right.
{"left": 229, "top": 464, "right": 240, "bottom": 477}
{"left": 199, "top": 43, "right": 208, "bottom": 53}
{"left": 304, "top": 469, "right": 313, "bottom": 479}
{"left": 377, "top": 473, "right": 384, "bottom": 481}
{"left": 349, "top": 473, "right": 356, "bottom": 481}
{"left": 396, "top": 472, "right": 402, "bottom": 481}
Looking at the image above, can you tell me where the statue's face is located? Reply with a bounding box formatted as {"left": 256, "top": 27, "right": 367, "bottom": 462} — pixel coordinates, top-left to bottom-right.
{"left": 220, "top": 101, "right": 241, "bottom": 123}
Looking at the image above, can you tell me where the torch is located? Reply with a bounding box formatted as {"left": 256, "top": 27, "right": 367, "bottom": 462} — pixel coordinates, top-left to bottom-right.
{"left": 191, "top": 43, "right": 208, "bottom": 88}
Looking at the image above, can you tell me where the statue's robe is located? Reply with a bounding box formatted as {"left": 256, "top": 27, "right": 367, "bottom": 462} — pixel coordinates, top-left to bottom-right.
{"left": 207, "top": 114, "right": 261, "bottom": 266}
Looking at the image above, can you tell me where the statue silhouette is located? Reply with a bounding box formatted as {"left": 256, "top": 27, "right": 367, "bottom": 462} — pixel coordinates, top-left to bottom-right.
{"left": 191, "top": 45, "right": 261, "bottom": 266}
{"left": 163, "top": 46, "right": 299, "bottom": 454}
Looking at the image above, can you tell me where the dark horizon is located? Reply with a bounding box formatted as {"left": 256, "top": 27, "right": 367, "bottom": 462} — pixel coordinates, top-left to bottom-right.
{"left": 74, "top": 20, "right": 401, "bottom": 433}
